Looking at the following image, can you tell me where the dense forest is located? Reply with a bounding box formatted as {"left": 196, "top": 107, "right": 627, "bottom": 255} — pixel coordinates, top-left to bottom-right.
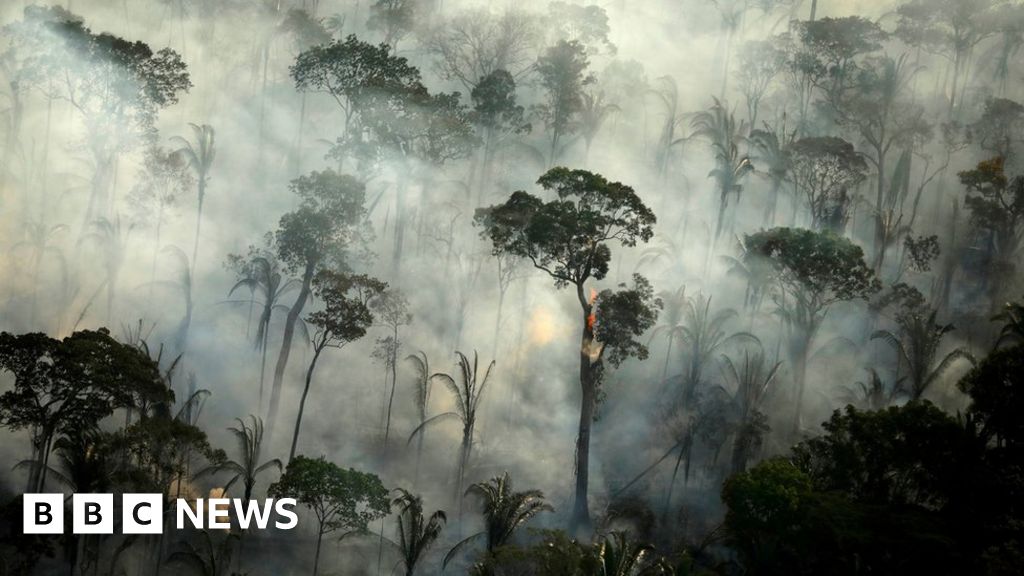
{"left": 0, "top": 0, "right": 1022, "bottom": 574}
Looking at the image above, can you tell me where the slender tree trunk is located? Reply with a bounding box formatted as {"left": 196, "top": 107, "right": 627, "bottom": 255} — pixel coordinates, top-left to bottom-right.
{"left": 570, "top": 285, "right": 597, "bottom": 534}
{"left": 191, "top": 179, "right": 206, "bottom": 278}
{"left": 267, "top": 261, "right": 314, "bottom": 440}
{"left": 289, "top": 345, "right": 323, "bottom": 462}
{"left": 312, "top": 529, "right": 323, "bottom": 576}
{"left": 383, "top": 325, "right": 399, "bottom": 447}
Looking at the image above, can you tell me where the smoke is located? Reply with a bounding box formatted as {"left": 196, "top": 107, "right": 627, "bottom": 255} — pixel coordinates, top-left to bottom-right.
{"left": 0, "top": 0, "right": 1013, "bottom": 572}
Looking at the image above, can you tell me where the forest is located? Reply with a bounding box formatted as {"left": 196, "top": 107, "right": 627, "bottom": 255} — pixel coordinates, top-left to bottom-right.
{"left": 0, "top": 0, "right": 1022, "bottom": 574}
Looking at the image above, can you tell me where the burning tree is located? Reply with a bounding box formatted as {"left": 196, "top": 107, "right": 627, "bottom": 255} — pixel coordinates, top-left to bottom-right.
{"left": 475, "top": 167, "right": 661, "bottom": 532}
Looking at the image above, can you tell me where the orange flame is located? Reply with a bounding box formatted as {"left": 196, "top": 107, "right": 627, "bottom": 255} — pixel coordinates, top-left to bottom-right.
{"left": 586, "top": 288, "right": 598, "bottom": 330}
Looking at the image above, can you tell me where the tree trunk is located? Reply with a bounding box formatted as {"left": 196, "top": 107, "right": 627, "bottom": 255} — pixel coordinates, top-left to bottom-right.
{"left": 289, "top": 345, "right": 323, "bottom": 462}
{"left": 312, "top": 529, "right": 323, "bottom": 576}
{"left": 570, "top": 286, "right": 597, "bottom": 534}
{"left": 191, "top": 179, "right": 206, "bottom": 278}
{"left": 267, "top": 261, "right": 315, "bottom": 441}
{"left": 383, "top": 326, "right": 399, "bottom": 447}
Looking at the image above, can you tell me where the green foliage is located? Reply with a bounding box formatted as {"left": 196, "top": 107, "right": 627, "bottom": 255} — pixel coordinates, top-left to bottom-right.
{"left": 471, "top": 69, "right": 530, "bottom": 135}
{"left": 743, "top": 227, "right": 879, "bottom": 316}
{"left": 196, "top": 416, "right": 281, "bottom": 502}
{"left": 958, "top": 344, "right": 1024, "bottom": 447}
{"left": 307, "top": 271, "right": 384, "bottom": 349}
{"left": 269, "top": 455, "right": 390, "bottom": 537}
{"left": 476, "top": 167, "right": 655, "bottom": 288}
{"left": 390, "top": 488, "right": 447, "bottom": 576}
{"left": 275, "top": 170, "right": 369, "bottom": 275}
{"left": 594, "top": 274, "right": 662, "bottom": 367}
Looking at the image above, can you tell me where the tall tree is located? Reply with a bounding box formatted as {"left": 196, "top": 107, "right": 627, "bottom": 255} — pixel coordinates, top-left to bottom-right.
{"left": 533, "top": 40, "right": 594, "bottom": 166}
{"left": 690, "top": 98, "right": 754, "bottom": 240}
{"left": 289, "top": 271, "right": 383, "bottom": 461}
{"left": 372, "top": 288, "right": 411, "bottom": 448}
{"left": 743, "top": 227, "right": 879, "bottom": 434}
{"left": 269, "top": 456, "right": 390, "bottom": 576}
{"left": 443, "top": 472, "right": 552, "bottom": 568}
{"left": 388, "top": 488, "right": 447, "bottom": 576}
{"left": 409, "top": 351, "right": 494, "bottom": 510}
{"left": 476, "top": 167, "right": 660, "bottom": 532}
{"left": 172, "top": 123, "right": 216, "bottom": 277}
{"left": 267, "top": 170, "right": 369, "bottom": 440}
{"left": 788, "top": 136, "right": 867, "bottom": 232}
{"left": 958, "top": 157, "right": 1024, "bottom": 308}
{"left": 871, "top": 305, "right": 974, "bottom": 400}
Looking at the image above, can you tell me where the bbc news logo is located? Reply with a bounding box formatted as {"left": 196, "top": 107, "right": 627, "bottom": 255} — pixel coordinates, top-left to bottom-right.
{"left": 23, "top": 494, "right": 298, "bottom": 534}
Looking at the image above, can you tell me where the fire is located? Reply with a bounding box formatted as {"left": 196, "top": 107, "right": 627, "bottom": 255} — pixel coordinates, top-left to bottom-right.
{"left": 586, "top": 288, "right": 598, "bottom": 330}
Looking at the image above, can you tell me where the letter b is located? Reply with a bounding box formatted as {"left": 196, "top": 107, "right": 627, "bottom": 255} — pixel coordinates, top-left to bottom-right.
{"left": 23, "top": 494, "right": 64, "bottom": 534}
{"left": 73, "top": 494, "right": 113, "bottom": 534}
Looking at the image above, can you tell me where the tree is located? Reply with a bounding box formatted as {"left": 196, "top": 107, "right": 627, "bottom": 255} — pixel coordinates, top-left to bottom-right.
{"left": 269, "top": 456, "right": 390, "bottom": 576}
{"left": 971, "top": 97, "right": 1024, "bottom": 162}
{"left": 690, "top": 97, "right": 754, "bottom": 240}
{"left": 533, "top": 40, "right": 595, "bottom": 166}
{"left": 266, "top": 170, "right": 368, "bottom": 440}
{"left": 128, "top": 146, "right": 194, "bottom": 289}
{"left": 0, "top": 329, "right": 165, "bottom": 492}
{"left": 735, "top": 39, "right": 786, "bottom": 128}
{"left": 958, "top": 344, "right": 1024, "bottom": 448}
{"left": 895, "top": 0, "right": 998, "bottom": 115}
{"left": 405, "top": 351, "right": 443, "bottom": 479}
{"left": 871, "top": 306, "right": 974, "bottom": 400}
{"left": 197, "top": 416, "right": 281, "bottom": 503}
{"left": 444, "top": 472, "right": 552, "bottom": 568}
{"left": 471, "top": 69, "right": 531, "bottom": 203}
{"left": 824, "top": 54, "right": 931, "bottom": 272}
{"left": 367, "top": 0, "right": 418, "bottom": 50}
{"left": 225, "top": 241, "right": 301, "bottom": 411}
{"left": 290, "top": 271, "right": 384, "bottom": 461}
{"left": 290, "top": 35, "right": 422, "bottom": 140}
{"left": 788, "top": 136, "right": 867, "bottom": 232}
{"left": 476, "top": 167, "right": 660, "bottom": 532}
{"left": 422, "top": 8, "right": 540, "bottom": 92}
{"left": 25, "top": 9, "right": 190, "bottom": 225}
{"left": 574, "top": 90, "right": 619, "bottom": 163}
{"left": 172, "top": 123, "right": 216, "bottom": 277}
{"left": 409, "top": 351, "right": 494, "bottom": 510}
{"left": 546, "top": 2, "right": 616, "bottom": 56}
{"left": 796, "top": 16, "right": 886, "bottom": 98}
{"left": 719, "top": 348, "right": 780, "bottom": 474}
{"left": 389, "top": 488, "right": 447, "bottom": 576}
{"left": 743, "top": 227, "right": 879, "bottom": 433}
{"left": 958, "top": 157, "right": 1024, "bottom": 307}
{"left": 372, "top": 288, "right": 411, "bottom": 448}
{"left": 749, "top": 123, "right": 795, "bottom": 227}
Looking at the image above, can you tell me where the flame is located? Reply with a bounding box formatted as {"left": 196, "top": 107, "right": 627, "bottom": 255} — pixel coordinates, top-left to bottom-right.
{"left": 586, "top": 288, "right": 598, "bottom": 330}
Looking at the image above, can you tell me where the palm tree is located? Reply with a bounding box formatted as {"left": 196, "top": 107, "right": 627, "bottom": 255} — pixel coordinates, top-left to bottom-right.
{"left": 196, "top": 416, "right": 281, "bottom": 503}
{"left": 838, "top": 368, "right": 902, "bottom": 410}
{"left": 82, "top": 215, "right": 133, "bottom": 323}
{"left": 648, "top": 284, "right": 687, "bottom": 384}
{"left": 166, "top": 530, "right": 239, "bottom": 576}
{"left": 678, "top": 293, "right": 752, "bottom": 405}
{"left": 748, "top": 122, "right": 795, "bottom": 227}
{"left": 590, "top": 531, "right": 661, "bottom": 576}
{"left": 690, "top": 97, "right": 753, "bottom": 239}
{"left": 719, "top": 347, "right": 780, "bottom": 474}
{"left": 575, "top": 90, "right": 620, "bottom": 163}
{"left": 409, "top": 351, "right": 494, "bottom": 510}
{"left": 871, "top": 308, "right": 975, "bottom": 400}
{"left": 172, "top": 123, "right": 216, "bottom": 276}
{"left": 646, "top": 76, "right": 688, "bottom": 179}
{"left": 443, "top": 472, "right": 552, "bottom": 567}
{"left": 227, "top": 253, "right": 301, "bottom": 411}
{"left": 11, "top": 221, "right": 68, "bottom": 327}
{"left": 389, "top": 488, "right": 447, "bottom": 576}
{"left": 993, "top": 296, "right": 1024, "bottom": 349}
{"left": 405, "top": 351, "right": 442, "bottom": 481}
